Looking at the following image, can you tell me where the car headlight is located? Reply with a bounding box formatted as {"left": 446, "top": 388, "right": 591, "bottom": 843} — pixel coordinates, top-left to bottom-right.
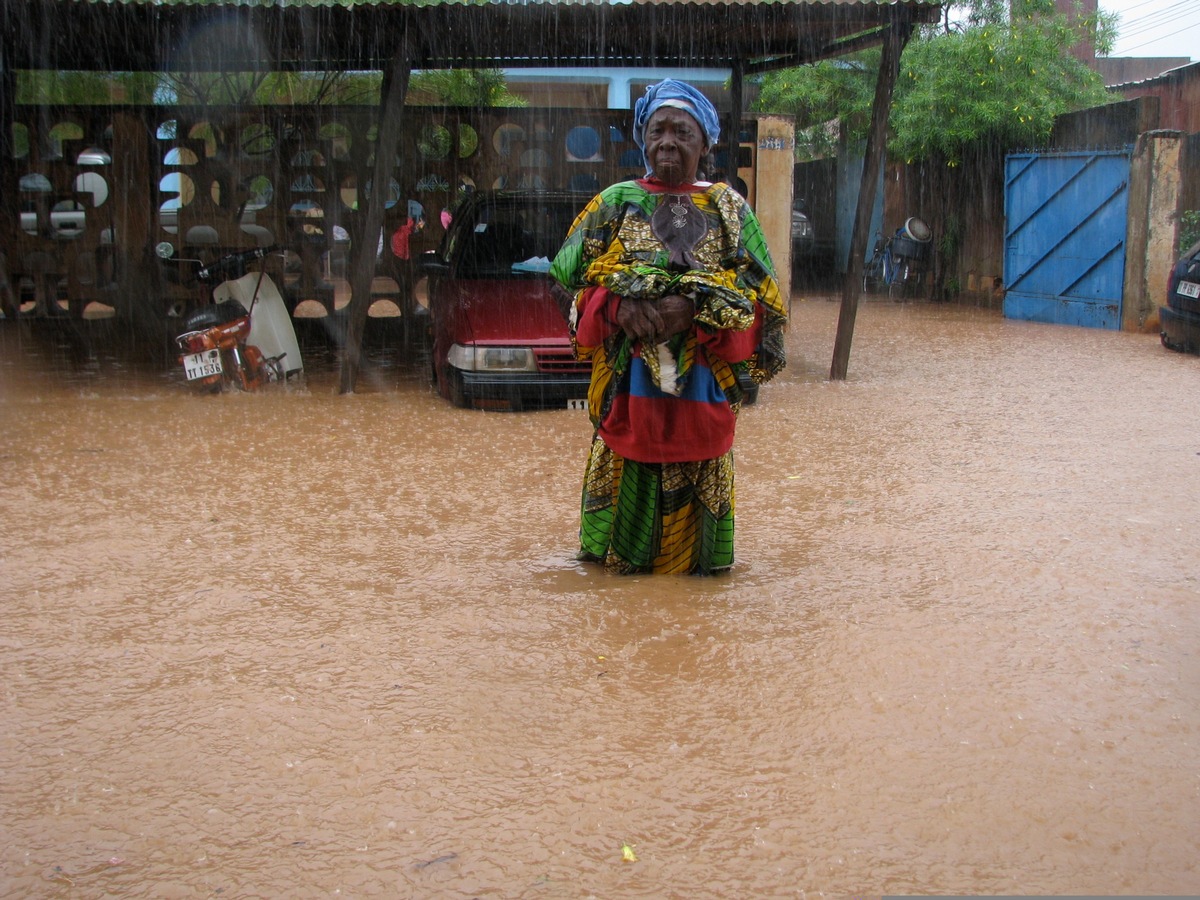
{"left": 446, "top": 344, "right": 537, "bottom": 372}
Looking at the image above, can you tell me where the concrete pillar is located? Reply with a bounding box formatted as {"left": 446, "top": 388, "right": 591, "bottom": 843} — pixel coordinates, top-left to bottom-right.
{"left": 753, "top": 116, "right": 796, "bottom": 297}
{"left": 1123, "top": 130, "right": 1183, "bottom": 332}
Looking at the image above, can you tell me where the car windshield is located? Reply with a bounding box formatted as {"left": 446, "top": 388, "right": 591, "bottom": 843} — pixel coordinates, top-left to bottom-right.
{"left": 452, "top": 197, "right": 581, "bottom": 278}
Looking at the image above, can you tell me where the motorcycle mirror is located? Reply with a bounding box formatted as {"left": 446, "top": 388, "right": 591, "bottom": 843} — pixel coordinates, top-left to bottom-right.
{"left": 155, "top": 241, "right": 176, "bottom": 260}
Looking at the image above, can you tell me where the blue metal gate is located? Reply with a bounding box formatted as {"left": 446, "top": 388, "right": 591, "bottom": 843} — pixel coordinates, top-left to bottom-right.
{"left": 1003, "top": 150, "right": 1131, "bottom": 329}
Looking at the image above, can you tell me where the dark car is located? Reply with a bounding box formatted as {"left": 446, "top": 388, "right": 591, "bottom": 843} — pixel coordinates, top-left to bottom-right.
{"left": 789, "top": 197, "right": 836, "bottom": 285}
{"left": 1160, "top": 238, "right": 1200, "bottom": 355}
{"left": 421, "top": 191, "right": 592, "bottom": 409}
{"left": 791, "top": 199, "right": 815, "bottom": 260}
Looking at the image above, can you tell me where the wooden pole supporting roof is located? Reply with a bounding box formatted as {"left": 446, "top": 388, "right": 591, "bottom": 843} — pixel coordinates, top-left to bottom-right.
{"left": 830, "top": 19, "right": 913, "bottom": 380}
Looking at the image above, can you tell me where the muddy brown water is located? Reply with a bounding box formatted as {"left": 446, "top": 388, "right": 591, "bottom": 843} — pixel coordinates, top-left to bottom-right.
{"left": 2, "top": 296, "right": 1197, "bottom": 896}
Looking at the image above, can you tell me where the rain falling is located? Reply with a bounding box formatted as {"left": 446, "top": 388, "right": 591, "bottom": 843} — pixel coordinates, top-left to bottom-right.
{"left": 3, "top": 0, "right": 1199, "bottom": 894}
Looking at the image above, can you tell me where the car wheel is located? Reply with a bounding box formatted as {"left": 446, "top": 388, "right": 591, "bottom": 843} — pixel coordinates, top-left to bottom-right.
{"left": 442, "top": 367, "right": 468, "bottom": 408}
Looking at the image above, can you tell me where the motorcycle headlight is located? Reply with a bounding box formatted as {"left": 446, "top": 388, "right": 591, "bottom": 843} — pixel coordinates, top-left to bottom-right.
{"left": 447, "top": 345, "right": 537, "bottom": 372}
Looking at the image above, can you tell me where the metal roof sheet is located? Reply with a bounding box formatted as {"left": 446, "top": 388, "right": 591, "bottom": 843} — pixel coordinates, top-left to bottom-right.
{"left": 8, "top": 0, "right": 942, "bottom": 74}
{"left": 1107, "top": 59, "right": 1200, "bottom": 90}
{"left": 61, "top": 0, "right": 940, "bottom": 7}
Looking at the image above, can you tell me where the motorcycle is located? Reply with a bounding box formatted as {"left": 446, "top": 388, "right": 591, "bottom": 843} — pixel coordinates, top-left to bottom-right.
{"left": 158, "top": 242, "right": 304, "bottom": 392}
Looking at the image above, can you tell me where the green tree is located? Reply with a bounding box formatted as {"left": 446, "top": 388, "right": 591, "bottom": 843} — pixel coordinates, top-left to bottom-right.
{"left": 17, "top": 71, "right": 163, "bottom": 104}
{"left": 754, "top": 0, "right": 1117, "bottom": 164}
{"left": 755, "top": 58, "right": 874, "bottom": 160}
{"left": 407, "top": 69, "right": 528, "bottom": 108}
{"left": 164, "top": 71, "right": 383, "bottom": 105}
{"left": 16, "top": 69, "right": 382, "bottom": 106}
{"left": 18, "top": 66, "right": 526, "bottom": 110}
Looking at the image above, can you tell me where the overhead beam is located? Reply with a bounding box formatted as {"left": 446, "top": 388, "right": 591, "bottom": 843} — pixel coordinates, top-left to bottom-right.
{"left": 743, "top": 25, "right": 890, "bottom": 74}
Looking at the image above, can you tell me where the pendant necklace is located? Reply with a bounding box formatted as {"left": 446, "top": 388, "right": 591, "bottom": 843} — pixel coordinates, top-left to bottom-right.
{"left": 669, "top": 195, "right": 690, "bottom": 229}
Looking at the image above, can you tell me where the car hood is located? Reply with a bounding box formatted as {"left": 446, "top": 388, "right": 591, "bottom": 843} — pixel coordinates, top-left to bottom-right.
{"left": 449, "top": 276, "right": 570, "bottom": 345}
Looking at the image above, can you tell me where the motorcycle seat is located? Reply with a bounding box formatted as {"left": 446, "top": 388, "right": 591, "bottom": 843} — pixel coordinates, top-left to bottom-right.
{"left": 183, "top": 299, "right": 250, "bottom": 331}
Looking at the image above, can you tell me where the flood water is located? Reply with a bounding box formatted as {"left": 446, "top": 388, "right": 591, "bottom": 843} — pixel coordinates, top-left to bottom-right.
{"left": 2, "top": 296, "right": 1197, "bottom": 896}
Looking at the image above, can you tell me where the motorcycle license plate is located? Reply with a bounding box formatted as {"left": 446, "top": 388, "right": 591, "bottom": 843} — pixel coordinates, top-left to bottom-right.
{"left": 182, "top": 349, "right": 222, "bottom": 380}
{"left": 1178, "top": 280, "right": 1200, "bottom": 299}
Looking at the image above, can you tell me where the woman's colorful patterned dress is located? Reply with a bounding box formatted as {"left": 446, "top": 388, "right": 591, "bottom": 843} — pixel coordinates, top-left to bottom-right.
{"left": 551, "top": 176, "right": 787, "bottom": 574}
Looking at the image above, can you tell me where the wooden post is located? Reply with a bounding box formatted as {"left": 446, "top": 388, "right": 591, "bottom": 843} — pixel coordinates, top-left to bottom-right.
{"left": 830, "top": 18, "right": 913, "bottom": 380}
{"left": 110, "top": 111, "right": 156, "bottom": 322}
{"left": 726, "top": 62, "right": 744, "bottom": 188}
{"left": 0, "top": 24, "right": 18, "bottom": 320}
{"left": 339, "top": 33, "right": 413, "bottom": 394}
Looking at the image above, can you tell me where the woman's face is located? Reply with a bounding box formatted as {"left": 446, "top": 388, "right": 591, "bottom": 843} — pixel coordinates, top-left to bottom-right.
{"left": 643, "top": 106, "right": 708, "bottom": 187}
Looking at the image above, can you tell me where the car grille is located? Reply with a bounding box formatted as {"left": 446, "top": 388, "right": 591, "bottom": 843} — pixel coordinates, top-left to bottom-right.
{"left": 534, "top": 347, "right": 591, "bottom": 374}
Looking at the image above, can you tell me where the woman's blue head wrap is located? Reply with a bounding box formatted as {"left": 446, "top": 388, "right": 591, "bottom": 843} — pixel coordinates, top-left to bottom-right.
{"left": 633, "top": 79, "right": 721, "bottom": 176}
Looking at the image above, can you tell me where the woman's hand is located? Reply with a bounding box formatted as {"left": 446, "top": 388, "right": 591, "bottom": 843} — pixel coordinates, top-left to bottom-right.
{"left": 616, "top": 295, "right": 693, "bottom": 343}
{"left": 655, "top": 294, "right": 693, "bottom": 338}
{"left": 615, "top": 298, "right": 664, "bottom": 343}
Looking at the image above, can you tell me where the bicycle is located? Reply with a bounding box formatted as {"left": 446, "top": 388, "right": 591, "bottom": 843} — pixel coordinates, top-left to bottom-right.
{"left": 862, "top": 217, "right": 932, "bottom": 300}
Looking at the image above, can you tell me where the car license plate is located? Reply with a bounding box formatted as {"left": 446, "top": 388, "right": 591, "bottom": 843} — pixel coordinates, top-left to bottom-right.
{"left": 1178, "top": 280, "right": 1200, "bottom": 299}
{"left": 567, "top": 398, "right": 587, "bottom": 410}
{"left": 183, "top": 349, "right": 222, "bottom": 380}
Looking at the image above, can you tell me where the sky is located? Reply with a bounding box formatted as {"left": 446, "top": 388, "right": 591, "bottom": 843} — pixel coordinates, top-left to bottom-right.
{"left": 1098, "top": 0, "right": 1199, "bottom": 61}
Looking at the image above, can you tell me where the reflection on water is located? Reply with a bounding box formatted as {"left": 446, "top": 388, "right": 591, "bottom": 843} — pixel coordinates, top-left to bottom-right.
{"left": 2, "top": 299, "right": 1198, "bottom": 895}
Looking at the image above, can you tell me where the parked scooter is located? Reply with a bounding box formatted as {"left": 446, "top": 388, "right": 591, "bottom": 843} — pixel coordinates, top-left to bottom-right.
{"left": 158, "top": 242, "right": 304, "bottom": 392}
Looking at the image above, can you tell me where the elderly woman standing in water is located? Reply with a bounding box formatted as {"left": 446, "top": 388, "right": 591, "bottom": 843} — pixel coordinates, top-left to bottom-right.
{"left": 551, "top": 79, "right": 787, "bottom": 575}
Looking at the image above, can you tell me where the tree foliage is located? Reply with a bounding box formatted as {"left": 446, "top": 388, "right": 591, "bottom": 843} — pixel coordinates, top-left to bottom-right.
{"left": 16, "top": 71, "right": 163, "bottom": 104}
{"left": 169, "top": 71, "right": 383, "bottom": 105}
{"left": 16, "top": 68, "right": 527, "bottom": 109}
{"left": 407, "top": 69, "right": 528, "bottom": 108}
{"left": 754, "top": 0, "right": 1117, "bottom": 164}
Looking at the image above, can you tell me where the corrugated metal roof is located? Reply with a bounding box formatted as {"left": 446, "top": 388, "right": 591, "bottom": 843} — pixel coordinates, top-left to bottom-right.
{"left": 63, "top": 0, "right": 939, "bottom": 7}
{"left": 1107, "top": 59, "right": 1200, "bottom": 90}
{"left": 9, "top": 0, "right": 942, "bottom": 74}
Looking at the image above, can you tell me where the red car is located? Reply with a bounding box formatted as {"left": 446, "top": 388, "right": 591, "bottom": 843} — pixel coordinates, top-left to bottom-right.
{"left": 422, "top": 191, "right": 592, "bottom": 409}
